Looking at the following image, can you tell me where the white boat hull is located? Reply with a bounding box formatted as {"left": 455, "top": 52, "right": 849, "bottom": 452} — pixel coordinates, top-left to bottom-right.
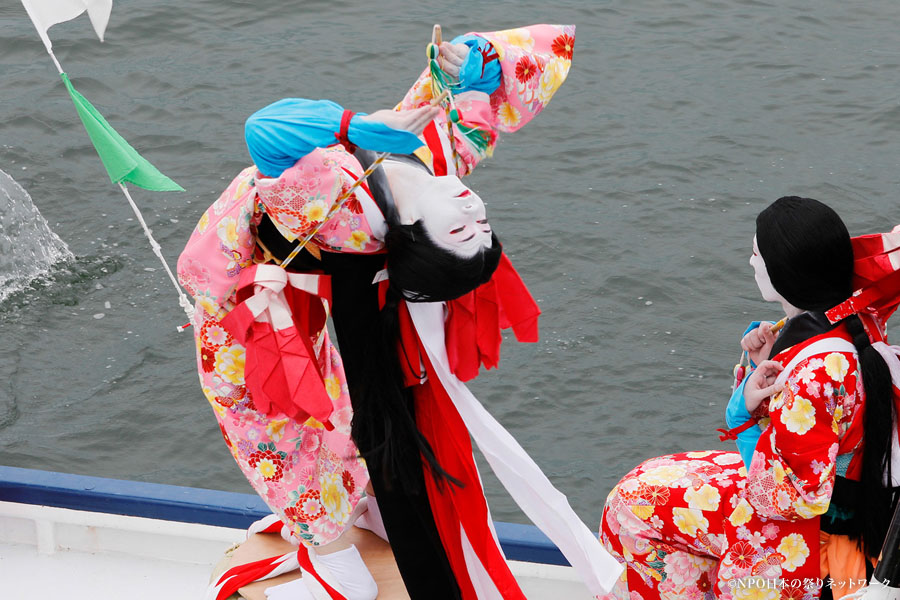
{"left": 1, "top": 499, "right": 593, "bottom": 599}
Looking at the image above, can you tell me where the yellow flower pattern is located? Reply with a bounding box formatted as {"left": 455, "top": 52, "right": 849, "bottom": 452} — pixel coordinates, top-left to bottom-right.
{"left": 684, "top": 484, "right": 720, "bottom": 511}
{"left": 824, "top": 352, "right": 850, "bottom": 382}
{"left": 343, "top": 230, "right": 370, "bottom": 252}
{"left": 777, "top": 533, "right": 810, "bottom": 571}
{"left": 779, "top": 393, "right": 816, "bottom": 435}
{"left": 733, "top": 582, "right": 781, "bottom": 600}
{"left": 672, "top": 507, "right": 708, "bottom": 536}
{"left": 217, "top": 217, "right": 241, "bottom": 249}
{"left": 319, "top": 471, "right": 352, "bottom": 525}
{"left": 537, "top": 57, "right": 571, "bottom": 106}
{"left": 302, "top": 199, "right": 327, "bottom": 224}
{"left": 600, "top": 340, "right": 860, "bottom": 598}
{"left": 497, "top": 102, "right": 521, "bottom": 128}
{"left": 728, "top": 498, "right": 754, "bottom": 527}
{"left": 639, "top": 465, "right": 687, "bottom": 486}
{"left": 324, "top": 375, "right": 341, "bottom": 400}
{"left": 214, "top": 346, "right": 245, "bottom": 385}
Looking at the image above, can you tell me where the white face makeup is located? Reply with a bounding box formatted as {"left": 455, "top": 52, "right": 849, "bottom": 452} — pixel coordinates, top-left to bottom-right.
{"left": 750, "top": 235, "right": 782, "bottom": 302}
{"left": 384, "top": 161, "right": 492, "bottom": 258}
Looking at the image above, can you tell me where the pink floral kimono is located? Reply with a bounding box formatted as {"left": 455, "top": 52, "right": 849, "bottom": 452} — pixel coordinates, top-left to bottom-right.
{"left": 176, "top": 24, "right": 580, "bottom": 556}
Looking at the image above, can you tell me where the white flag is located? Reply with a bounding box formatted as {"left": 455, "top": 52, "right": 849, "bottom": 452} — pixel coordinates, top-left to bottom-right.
{"left": 21, "top": 0, "right": 112, "bottom": 51}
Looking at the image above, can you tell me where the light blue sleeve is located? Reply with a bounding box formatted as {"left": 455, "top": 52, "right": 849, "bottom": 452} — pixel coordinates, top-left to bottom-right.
{"left": 244, "top": 98, "right": 424, "bottom": 178}
{"left": 725, "top": 378, "right": 762, "bottom": 469}
{"left": 450, "top": 34, "right": 502, "bottom": 96}
{"left": 724, "top": 320, "right": 772, "bottom": 469}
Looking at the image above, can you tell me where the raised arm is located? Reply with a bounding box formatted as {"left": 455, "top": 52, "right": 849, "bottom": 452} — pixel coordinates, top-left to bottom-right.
{"left": 244, "top": 98, "right": 435, "bottom": 178}
{"left": 398, "top": 24, "right": 576, "bottom": 176}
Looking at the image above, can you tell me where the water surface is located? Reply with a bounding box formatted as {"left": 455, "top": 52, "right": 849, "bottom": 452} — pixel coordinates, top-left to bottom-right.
{"left": 1, "top": 0, "right": 898, "bottom": 525}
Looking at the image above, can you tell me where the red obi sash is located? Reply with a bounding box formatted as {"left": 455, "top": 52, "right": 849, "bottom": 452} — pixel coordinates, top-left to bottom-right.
{"left": 220, "top": 264, "right": 335, "bottom": 428}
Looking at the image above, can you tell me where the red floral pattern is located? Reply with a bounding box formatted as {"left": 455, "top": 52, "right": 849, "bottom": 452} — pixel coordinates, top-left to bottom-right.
{"left": 515, "top": 56, "right": 537, "bottom": 82}
{"left": 200, "top": 344, "right": 216, "bottom": 373}
{"left": 342, "top": 469, "right": 355, "bottom": 494}
{"left": 729, "top": 541, "right": 756, "bottom": 569}
{"left": 600, "top": 333, "right": 863, "bottom": 599}
{"left": 551, "top": 33, "right": 575, "bottom": 60}
{"left": 248, "top": 443, "right": 288, "bottom": 482}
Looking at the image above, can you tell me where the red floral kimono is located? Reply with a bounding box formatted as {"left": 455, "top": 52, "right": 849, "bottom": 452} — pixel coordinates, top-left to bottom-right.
{"left": 600, "top": 324, "right": 864, "bottom": 600}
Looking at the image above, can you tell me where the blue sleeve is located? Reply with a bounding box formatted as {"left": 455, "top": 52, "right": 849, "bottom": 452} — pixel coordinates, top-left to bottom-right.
{"left": 244, "top": 98, "right": 424, "bottom": 178}
{"left": 451, "top": 34, "right": 502, "bottom": 96}
{"left": 725, "top": 378, "right": 762, "bottom": 469}
{"left": 726, "top": 324, "right": 770, "bottom": 470}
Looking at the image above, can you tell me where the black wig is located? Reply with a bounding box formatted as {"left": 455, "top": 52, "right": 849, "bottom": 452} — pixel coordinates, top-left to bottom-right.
{"left": 351, "top": 165, "right": 503, "bottom": 494}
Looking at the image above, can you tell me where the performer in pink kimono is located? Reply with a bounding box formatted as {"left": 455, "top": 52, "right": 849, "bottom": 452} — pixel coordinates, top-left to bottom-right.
{"left": 180, "top": 24, "right": 621, "bottom": 600}
{"left": 599, "top": 197, "right": 900, "bottom": 600}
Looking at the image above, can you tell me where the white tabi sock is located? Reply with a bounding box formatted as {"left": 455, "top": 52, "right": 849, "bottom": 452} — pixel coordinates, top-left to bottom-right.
{"left": 354, "top": 495, "right": 389, "bottom": 542}
{"left": 314, "top": 545, "right": 378, "bottom": 600}
{"left": 264, "top": 577, "right": 316, "bottom": 600}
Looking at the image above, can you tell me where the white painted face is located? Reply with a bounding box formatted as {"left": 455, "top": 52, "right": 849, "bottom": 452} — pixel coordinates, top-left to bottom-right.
{"left": 384, "top": 161, "right": 492, "bottom": 258}
{"left": 750, "top": 235, "right": 782, "bottom": 302}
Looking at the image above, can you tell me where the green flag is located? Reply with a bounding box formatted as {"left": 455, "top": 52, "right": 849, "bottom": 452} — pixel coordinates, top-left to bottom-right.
{"left": 60, "top": 72, "right": 183, "bottom": 192}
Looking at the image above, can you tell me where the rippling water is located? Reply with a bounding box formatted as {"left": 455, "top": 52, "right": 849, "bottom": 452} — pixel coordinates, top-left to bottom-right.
{"left": 1, "top": 0, "right": 899, "bottom": 526}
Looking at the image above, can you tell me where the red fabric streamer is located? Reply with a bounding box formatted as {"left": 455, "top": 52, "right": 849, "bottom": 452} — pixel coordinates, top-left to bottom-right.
{"left": 295, "top": 548, "right": 348, "bottom": 600}
{"left": 445, "top": 253, "right": 540, "bottom": 382}
{"left": 716, "top": 419, "right": 760, "bottom": 442}
{"left": 423, "top": 121, "right": 447, "bottom": 176}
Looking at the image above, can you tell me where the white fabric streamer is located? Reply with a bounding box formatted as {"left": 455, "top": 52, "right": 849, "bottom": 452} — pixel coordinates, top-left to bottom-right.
{"left": 407, "top": 301, "right": 624, "bottom": 596}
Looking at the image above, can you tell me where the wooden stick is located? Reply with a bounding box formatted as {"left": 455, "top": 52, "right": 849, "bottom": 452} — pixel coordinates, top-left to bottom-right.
{"left": 432, "top": 24, "right": 442, "bottom": 49}
{"left": 431, "top": 23, "right": 459, "bottom": 171}
{"left": 280, "top": 151, "right": 390, "bottom": 269}
{"left": 430, "top": 89, "right": 450, "bottom": 106}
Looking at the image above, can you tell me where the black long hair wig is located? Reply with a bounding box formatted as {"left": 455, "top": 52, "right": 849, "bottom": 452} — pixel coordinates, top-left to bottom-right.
{"left": 757, "top": 196, "right": 895, "bottom": 557}
{"left": 350, "top": 162, "right": 503, "bottom": 493}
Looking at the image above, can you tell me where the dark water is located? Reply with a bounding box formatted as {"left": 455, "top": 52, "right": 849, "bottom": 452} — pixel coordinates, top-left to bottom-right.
{"left": 1, "top": 0, "right": 899, "bottom": 526}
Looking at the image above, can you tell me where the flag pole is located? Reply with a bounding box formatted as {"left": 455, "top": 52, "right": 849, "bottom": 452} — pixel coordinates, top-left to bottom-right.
{"left": 39, "top": 44, "right": 195, "bottom": 331}
{"left": 117, "top": 183, "right": 195, "bottom": 329}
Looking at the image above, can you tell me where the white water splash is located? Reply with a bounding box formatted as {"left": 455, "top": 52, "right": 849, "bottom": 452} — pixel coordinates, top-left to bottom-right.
{"left": 0, "top": 168, "right": 74, "bottom": 302}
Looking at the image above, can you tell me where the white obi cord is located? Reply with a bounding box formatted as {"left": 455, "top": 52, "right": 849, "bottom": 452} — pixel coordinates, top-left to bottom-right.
{"left": 406, "top": 301, "right": 624, "bottom": 596}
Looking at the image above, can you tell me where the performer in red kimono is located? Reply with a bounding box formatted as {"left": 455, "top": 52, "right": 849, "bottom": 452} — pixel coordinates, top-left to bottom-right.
{"left": 599, "top": 197, "right": 900, "bottom": 600}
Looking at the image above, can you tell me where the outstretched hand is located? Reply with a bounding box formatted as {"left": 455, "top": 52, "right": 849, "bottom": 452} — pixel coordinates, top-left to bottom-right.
{"left": 743, "top": 359, "right": 784, "bottom": 413}
{"left": 359, "top": 105, "right": 441, "bottom": 137}
{"left": 438, "top": 42, "right": 469, "bottom": 78}
{"left": 741, "top": 322, "right": 777, "bottom": 367}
